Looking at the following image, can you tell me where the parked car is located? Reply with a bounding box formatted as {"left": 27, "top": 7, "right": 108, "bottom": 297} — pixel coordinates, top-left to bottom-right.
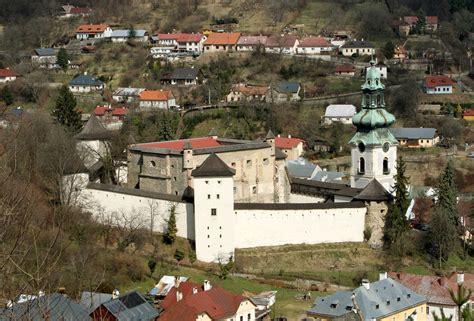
{"left": 183, "top": 102, "right": 197, "bottom": 110}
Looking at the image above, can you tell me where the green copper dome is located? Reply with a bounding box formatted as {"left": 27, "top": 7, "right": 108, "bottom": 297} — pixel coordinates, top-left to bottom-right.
{"left": 349, "top": 60, "right": 397, "bottom": 146}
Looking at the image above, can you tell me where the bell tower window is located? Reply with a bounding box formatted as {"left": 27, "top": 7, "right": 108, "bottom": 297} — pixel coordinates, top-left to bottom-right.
{"left": 359, "top": 157, "right": 365, "bottom": 174}
{"left": 383, "top": 157, "right": 389, "bottom": 174}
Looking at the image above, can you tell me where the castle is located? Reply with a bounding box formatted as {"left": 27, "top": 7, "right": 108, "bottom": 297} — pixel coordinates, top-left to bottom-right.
{"left": 69, "top": 62, "right": 397, "bottom": 263}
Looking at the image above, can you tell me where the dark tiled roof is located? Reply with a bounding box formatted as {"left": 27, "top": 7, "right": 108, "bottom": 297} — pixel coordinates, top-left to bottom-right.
{"left": 275, "top": 148, "right": 287, "bottom": 160}
{"left": 341, "top": 40, "right": 374, "bottom": 49}
{"left": 69, "top": 74, "right": 103, "bottom": 86}
{"left": 161, "top": 67, "right": 200, "bottom": 80}
{"left": 98, "top": 291, "right": 159, "bottom": 321}
{"left": 234, "top": 201, "right": 365, "bottom": 210}
{"left": 390, "top": 128, "right": 437, "bottom": 140}
{"left": 87, "top": 182, "right": 187, "bottom": 202}
{"left": 80, "top": 292, "right": 113, "bottom": 314}
{"left": 34, "top": 48, "right": 56, "bottom": 56}
{"left": 354, "top": 179, "right": 392, "bottom": 201}
{"left": 275, "top": 81, "right": 300, "bottom": 94}
{"left": 192, "top": 153, "right": 236, "bottom": 177}
{"left": 75, "top": 115, "right": 112, "bottom": 140}
{"left": 334, "top": 186, "right": 362, "bottom": 197}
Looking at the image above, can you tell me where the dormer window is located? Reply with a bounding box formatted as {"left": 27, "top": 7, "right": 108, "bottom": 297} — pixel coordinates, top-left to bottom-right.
{"left": 407, "top": 294, "right": 411, "bottom": 299}
{"left": 375, "top": 304, "right": 379, "bottom": 309}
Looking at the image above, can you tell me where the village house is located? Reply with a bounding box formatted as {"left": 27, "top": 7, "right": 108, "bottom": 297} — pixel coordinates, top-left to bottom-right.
{"left": 59, "top": 5, "right": 92, "bottom": 18}
{"left": 160, "top": 67, "right": 200, "bottom": 86}
{"left": 297, "top": 36, "right": 333, "bottom": 55}
{"left": 75, "top": 24, "right": 112, "bottom": 40}
{"left": 226, "top": 83, "right": 269, "bottom": 102}
{"left": 0, "top": 68, "right": 18, "bottom": 83}
{"left": 403, "top": 15, "right": 439, "bottom": 33}
{"left": 150, "top": 46, "right": 174, "bottom": 58}
{"left": 236, "top": 35, "right": 268, "bottom": 51}
{"left": 463, "top": 109, "right": 474, "bottom": 121}
{"left": 340, "top": 40, "right": 375, "bottom": 56}
{"left": 139, "top": 89, "right": 176, "bottom": 109}
{"left": 265, "top": 35, "right": 299, "bottom": 55}
{"left": 394, "top": 46, "right": 408, "bottom": 60}
{"left": 330, "top": 30, "right": 351, "bottom": 47}
{"left": 112, "top": 87, "right": 145, "bottom": 103}
{"left": 335, "top": 64, "right": 356, "bottom": 76}
{"left": 275, "top": 134, "right": 306, "bottom": 160}
{"left": 307, "top": 276, "right": 427, "bottom": 321}
{"left": 366, "top": 62, "right": 387, "bottom": 79}
{"left": 390, "top": 128, "right": 439, "bottom": 148}
{"left": 154, "top": 33, "right": 206, "bottom": 54}
{"left": 31, "top": 48, "right": 58, "bottom": 68}
{"left": 94, "top": 105, "right": 128, "bottom": 130}
{"left": 422, "top": 75, "right": 454, "bottom": 94}
{"left": 159, "top": 280, "right": 258, "bottom": 321}
{"left": 203, "top": 32, "right": 241, "bottom": 52}
{"left": 69, "top": 73, "right": 105, "bottom": 93}
{"left": 267, "top": 81, "right": 301, "bottom": 103}
{"left": 323, "top": 104, "right": 357, "bottom": 125}
{"left": 90, "top": 290, "right": 159, "bottom": 320}
{"left": 110, "top": 29, "right": 148, "bottom": 42}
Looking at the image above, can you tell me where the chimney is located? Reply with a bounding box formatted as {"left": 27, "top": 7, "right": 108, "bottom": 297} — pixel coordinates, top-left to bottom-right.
{"left": 438, "top": 277, "right": 446, "bottom": 286}
{"left": 361, "top": 279, "right": 370, "bottom": 290}
{"left": 288, "top": 134, "right": 292, "bottom": 138}
{"left": 84, "top": 71, "right": 87, "bottom": 75}
{"left": 112, "top": 289, "right": 120, "bottom": 299}
{"left": 192, "top": 287, "right": 198, "bottom": 294}
{"left": 203, "top": 280, "right": 212, "bottom": 291}
{"left": 379, "top": 272, "right": 388, "bottom": 281}
{"left": 175, "top": 276, "right": 181, "bottom": 288}
{"left": 176, "top": 291, "right": 183, "bottom": 302}
{"left": 457, "top": 272, "right": 465, "bottom": 284}
{"left": 57, "top": 287, "right": 66, "bottom": 296}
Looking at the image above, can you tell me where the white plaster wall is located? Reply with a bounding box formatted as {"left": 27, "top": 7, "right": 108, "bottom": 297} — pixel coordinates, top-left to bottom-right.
{"left": 427, "top": 305, "right": 456, "bottom": 321}
{"left": 234, "top": 206, "right": 366, "bottom": 248}
{"left": 225, "top": 300, "right": 256, "bottom": 321}
{"left": 80, "top": 187, "right": 194, "bottom": 240}
{"left": 288, "top": 193, "right": 325, "bottom": 203}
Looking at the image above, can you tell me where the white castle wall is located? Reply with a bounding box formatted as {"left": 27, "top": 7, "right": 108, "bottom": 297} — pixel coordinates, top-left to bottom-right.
{"left": 233, "top": 205, "right": 367, "bottom": 249}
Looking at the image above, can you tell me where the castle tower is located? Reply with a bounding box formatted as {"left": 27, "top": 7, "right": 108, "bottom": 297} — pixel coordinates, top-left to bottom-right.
{"left": 183, "top": 141, "right": 194, "bottom": 187}
{"left": 264, "top": 129, "right": 276, "bottom": 157}
{"left": 192, "top": 153, "right": 236, "bottom": 263}
{"left": 349, "top": 61, "right": 398, "bottom": 191}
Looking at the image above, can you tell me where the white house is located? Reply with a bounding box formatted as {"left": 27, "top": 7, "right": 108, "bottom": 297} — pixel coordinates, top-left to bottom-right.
{"left": 340, "top": 40, "right": 375, "bottom": 56}
{"left": 112, "top": 87, "right": 145, "bottom": 103}
{"left": 139, "top": 90, "right": 176, "bottom": 110}
{"left": 75, "top": 24, "right": 112, "bottom": 40}
{"left": 0, "top": 68, "right": 18, "bottom": 83}
{"left": 236, "top": 36, "right": 267, "bottom": 51}
{"left": 297, "top": 36, "right": 333, "bottom": 55}
{"left": 422, "top": 75, "right": 454, "bottom": 94}
{"left": 110, "top": 29, "right": 148, "bottom": 42}
{"left": 203, "top": 32, "right": 241, "bottom": 52}
{"left": 176, "top": 33, "right": 206, "bottom": 54}
{"left": 323, "top": 104, "right": 357, "bottom": 125}
{"left": 31, "top": 48, "right": 58, "bottom": 69}
{"left": 150, "top": 46, "right": 174, "bottom": 58}
{"left": 69, "top": 73, "right": 105, "bottom": 93}
{"left": 265, "top": 35, "right": 299, "bottom": 55}
{"left": 366, "top": 62, "right": 387, "bottom": 79}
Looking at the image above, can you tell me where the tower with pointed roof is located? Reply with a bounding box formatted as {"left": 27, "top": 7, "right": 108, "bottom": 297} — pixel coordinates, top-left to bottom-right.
{"left": 349, "top": 61, "right": 398, "bottom": 191}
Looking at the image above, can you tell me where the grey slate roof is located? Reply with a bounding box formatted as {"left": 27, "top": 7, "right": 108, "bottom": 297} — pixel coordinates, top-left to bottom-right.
{"left": 287, "top": 157, "right": 319, "bottom": 179}
{"left": 34, "top": 48, "right": 56, "bottom": 56}
{"left": 275, "top": 148, "right": 287, "bottom": 160}
{"left": 307, "top": 278, "right": 426, "bottom": 321}
{"left": 325, "top": 104, "right": 357, "bottom": 118}
{"left": 275, "top": 81, "right": 300, "bottom": 94}
{"left": 111, "top": 29, "right": 148, "bottom": 38}
{"left": 0, "top": 293, "right": 91, "bottom": 321}
{"left": 75, "top": 115, "right": 112, "bottom": 140}
{"left": 69, "top": 74, "right": 103, "bottom": 86}
{"left": 80, "top": 291, "right": 112, "bottom": 314}
{"left": 354, "top": 179, "right": 393, "bottom": 201}
{"left": 192, "top": 153, "right": 236, "bottom": 177}
{"left": 390, "top": 128, "right": 437, "bottom": 140}
{"left": 161, "top": 67, "right": 200, "bottom": 80}
{"left": 265, "top": 129, "right": 275, "bottom": 139}
{"left": 99, "top": 291, "right": 159, "bottom": 321}
{"left": 341, "top": 40, "right": 374, "bottom": 49}
{"left": 312, "top": 170, "right": 345, "bottom": 183}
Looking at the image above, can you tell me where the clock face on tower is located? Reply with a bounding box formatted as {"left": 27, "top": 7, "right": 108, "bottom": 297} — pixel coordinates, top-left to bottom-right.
{"left": 383, "top": 142, "right": 390, "bottom": 153}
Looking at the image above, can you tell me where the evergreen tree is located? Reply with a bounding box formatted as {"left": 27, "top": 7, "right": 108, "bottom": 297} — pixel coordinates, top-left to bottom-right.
{"left": 52, "top": 85, "right": 81, "bottom": 131}
{"left": 164, "top": 205, "right": 178, "bottom": 244}
{"left": 57, "top": 48, "right": 69, "bottom": 70}
{"left": 429, "top": 208, "right": 457, "bottom": 268}
{"left": 436, "top": 159, "right": 459, "bottom": 226}
{"left": 415, "top": 10, "right": 426, "bottom": 34}
{"left": 0, "top": 86, "right": 14, "bottom": 105}
{"left": 383, "top": 41, "right": 395, "bottom": 59}
{"left": 174, "top": 249, "right": 184, "bottom": 265}
{"left": 128, "top": 25, "right": 136, "bottom": 39}
{"left": 385, "top": 157, "right": 410, "bottom": 255}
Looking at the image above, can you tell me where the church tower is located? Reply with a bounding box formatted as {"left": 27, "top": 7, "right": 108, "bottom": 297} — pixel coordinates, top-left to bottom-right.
{"left": 349, "top": 61, "right": 398, "bottom": 191}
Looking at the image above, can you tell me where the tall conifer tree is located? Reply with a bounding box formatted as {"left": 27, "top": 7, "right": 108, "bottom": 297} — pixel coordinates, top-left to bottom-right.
{"left": 52, "top": 85, "right": 82, "bottom": 132}
{"left": 436, "top": 159, "right": 458, "bottom": 226}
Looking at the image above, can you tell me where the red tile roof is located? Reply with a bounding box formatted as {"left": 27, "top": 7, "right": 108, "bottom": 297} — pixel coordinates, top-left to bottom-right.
{"left": 426, "top": 16, "right": 439, "bottom": 24}
{"left": 139, "top": 90, "right": 174, "bottom": 101}
{"left": 94, "top": 105, "right": 128, "bottom": 116}
{"left": 266, "top": 35, "right": 298, "bottom": 48}
{"left": 0, "top": 68, "right": 18, "bottom": 77}
{"left": 403, "top": 16, "right": 418, "bottom": 25}
{"left": 204, "top": 32, "right": 241, "bottom": 45}
{"left": 237, "top": 36, "right": 267, "bottom": 46}
{"left": 335, "top": 64, "right": 355, "bottom": 73}
{"left": 299, "top": 36, "right": 331, "bottom": 48}
{"left": 159, "top": 283, "right": 250, "bottom": 321}
{"left": 423, "top": 75, "right": 454, "bottom": 88}
{"left": 76, "top": 24, "right": 109, "bottom": 34}
{"left": 136, "top": 137, "right": 222, "bottom": 151}
{"left": 275, "top": 136, "right": 306, "bottom": 149}
{"left": 445, "top": 272, "right": 474, "bottom": 300}
{"left": 70, "top": 7, "right": 92, "bottom": 14}
{"left": 463, "top": 109, "right": 474, "bottom": 117}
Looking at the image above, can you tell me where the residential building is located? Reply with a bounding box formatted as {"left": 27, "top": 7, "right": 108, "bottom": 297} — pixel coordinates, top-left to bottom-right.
{"left": 297, "top": 36, "right": 333, "bottom": 55}
{"left": 335, "top": 64, "right": 356, "bottom": 76}
{"left": 75, "top": 24, "right": 112, "bottom": 40}
{"left": 59, "top": 5, "right": 92, "bottom": 18}
{"left": 79, "top": 291, "right": 113, "bottom": 315}
{"left": 0, "top": 293, "right": 91, "bottom": 320}
{"left": 463, "top": 109, "right": 474, "bottom": 121}
{"left": 203, "top": 32, "right": 241, "bottom": 52}
{"left": 330, "top": 31, "right": 350, "bottom": 48}
{"left": 236, "top": 35, "right": 267, "bottom": 51}
{"left": 159, "top": 280, "right": 257, "bottom": 321}
{"left": 0, "top": 68, "right": 18, "bottom": 83}
{"left": 160, "top": 67, "right": 200, "bottom": 86}
{"left": 226, "top": 83, "right": 269, "bottom": 102}
{"left": 267, "top": 81, "right": 301, "bottom": 103}
{"left": 138, "top": 90, "right": 176, "bottom": 109}
{"left": 307, "top": 277, "right": 427, "bottom": 321}
{"left": 176, "top": 33, "right": 206, "bottom": 54}
{"left": 394, "top": 46, "right": 408, "bottom": 60}
{"left": 366, "top": 62, "right": 387, "bottom": 79}
{"left": 422, "top": 75, "right": 454, "bottom": 94}
{"left": 90, "top": 291, "right": 159, "bottom": 321}
{"left": 110, "top": 29, "right": 148, "bottom": 42}
{"left": 340, "top": 40, "right": 375, "bottom": 56}
{"left": 94, "top": 105, "right": 128, "bottom": 129}
{"left": 390, "top": 128, "right": 439, "bottom": 148}
{"left": 265, "top": 35, "right": 299, "bottom": 55}
{"left": 150, "top": 46, "right": 174, "bottom": 58}
{"left": 323, "top": 104, "right": 357, "bottom": 125}
{"left": 403, "top": 16, "right": 439, "bottom": 32}
{"left": 112, "top": 87, "right": 145, "bottom": 103}
{"left": 31, "top": 48, "right": 58, "bottom": 68}
{"left": 275, "top": 134, "right": 306, "bottom": 160}
{"left": 69, "top": 73, "right": 105, "bottom": 93}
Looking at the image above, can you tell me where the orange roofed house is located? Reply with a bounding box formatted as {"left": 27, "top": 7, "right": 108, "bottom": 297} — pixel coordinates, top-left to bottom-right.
{"left": 76, "top": 24, "right": 112, "bottom": 40}
{"left": 422, "top": 75, "right": 454, "bottom": 94}
{"left": 203, "top": 32, "right": 241, "bottom": 52}
{"left": 275, "top": 134, "right": 306, "bottom": 160}
{"left": 159, "top": 280, "right": 258, "bottom": 321}
{"left": 0, "top": 68, "right": 19, "bottom": 83}
{"left": 139, "top": 90, "right": 176, "bottom": 110}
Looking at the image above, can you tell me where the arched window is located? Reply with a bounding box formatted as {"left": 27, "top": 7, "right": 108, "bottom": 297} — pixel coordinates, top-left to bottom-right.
{"left": 383, "top": 157, "right": 389, "bottom": 174}
{"left": 359, "top": 157, "right": 365, "bottom": 174}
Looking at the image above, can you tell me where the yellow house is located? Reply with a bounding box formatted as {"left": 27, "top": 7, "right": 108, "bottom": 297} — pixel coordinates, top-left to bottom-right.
{"left": 463, "top": 109, "right": 474, "bottom": 121}
{"left": 306, "top": 276, "right": 427, "bottom": 321}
